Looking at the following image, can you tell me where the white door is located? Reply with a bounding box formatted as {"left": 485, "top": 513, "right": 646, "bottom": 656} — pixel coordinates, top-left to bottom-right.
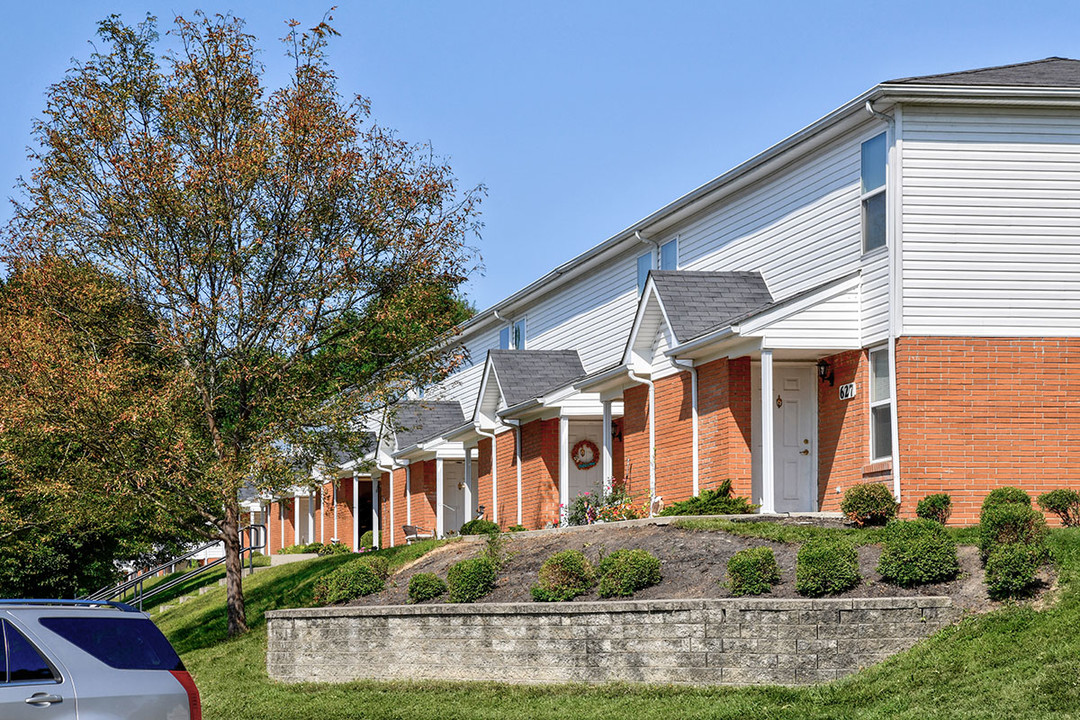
{"left": 752, "top": 364, "right": 817, "bottom": 512}
{"left": 442, "top": 461, "right": 466, "bottom": 533}
{"left": 567, "top": 421, "right": 604, "bottom": 502}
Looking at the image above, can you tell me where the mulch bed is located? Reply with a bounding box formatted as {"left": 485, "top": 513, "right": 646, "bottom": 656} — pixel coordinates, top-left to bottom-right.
{"left": 347, "top": 519, "right": 1041, "bottom": 613}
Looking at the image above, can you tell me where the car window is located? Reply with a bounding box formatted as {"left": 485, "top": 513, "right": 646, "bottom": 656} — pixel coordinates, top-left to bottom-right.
{"left": 2, "top": 620, "right": 57, "bottom": 684}
{"left": 38, "top": 616, "right": 184, "bottom": 671}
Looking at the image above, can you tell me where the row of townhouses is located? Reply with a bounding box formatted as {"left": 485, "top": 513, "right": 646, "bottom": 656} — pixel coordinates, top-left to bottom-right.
{"left": 248, "top": 57, "right": 1080, "bottom": 552}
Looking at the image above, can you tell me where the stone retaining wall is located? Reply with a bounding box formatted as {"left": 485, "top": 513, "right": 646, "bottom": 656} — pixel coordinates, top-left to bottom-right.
{"left": 266, "top": 597, "right": 957, "bottom": 685}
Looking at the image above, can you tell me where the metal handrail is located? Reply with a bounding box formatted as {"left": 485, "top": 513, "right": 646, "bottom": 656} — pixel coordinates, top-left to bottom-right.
{"left": 83, "top": 525, "right": 266, "bottom": 610}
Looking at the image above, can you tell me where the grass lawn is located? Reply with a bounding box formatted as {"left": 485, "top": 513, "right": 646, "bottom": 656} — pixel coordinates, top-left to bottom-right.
{"left": 158, "top": 528, "right": 1080, "bottom": 720}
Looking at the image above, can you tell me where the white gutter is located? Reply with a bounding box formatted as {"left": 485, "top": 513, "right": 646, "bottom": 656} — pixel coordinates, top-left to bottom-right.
{"left": 626, "top": 370, "right": 656, "bottom": 513}
{"left": 475, "top": 425, "right": 499, "bottom": 524}
{"left": 671, "top": 357, "right": 699, "bottom": 496}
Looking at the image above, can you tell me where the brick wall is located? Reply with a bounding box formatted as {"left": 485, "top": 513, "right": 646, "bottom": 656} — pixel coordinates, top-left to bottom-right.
{"left": 520, "top": 418, "right": 560, "bottom": 528}
{"left": 621, "top": 384, "right": 650, "bottom": 503}
{"left": 477, "top": 437, "right": 493, "bottom": 521}
{"left": 896, "top": 337, "right": 1080, "bottom": 525}
{"left": 267, "top": 597, "right": 957, "bottom": 686}
{"left": 409, "top": 460, "right": 438, "bottom": 533}
{"left": 496, "top": 430, "right": 518, "bottom": 527}
{"left": 653, "top": 372, "right": 694, "bottom": 504}
{"left": 698, "top": 357, "right": 753, "bottom": 499}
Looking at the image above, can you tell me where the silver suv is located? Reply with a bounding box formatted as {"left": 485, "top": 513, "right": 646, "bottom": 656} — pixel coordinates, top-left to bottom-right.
{"left": 0, "top": 600, "right": 200, "bottom": 719}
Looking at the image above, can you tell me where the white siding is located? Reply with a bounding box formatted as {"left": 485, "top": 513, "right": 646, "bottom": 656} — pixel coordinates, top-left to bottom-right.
{"left": 677, "top": 126, "right": 883, "bottom": 302}
{"left": 429, "top": 325, "right": 501, "bottom": 418}
{"left": 744, "top": 285, "right": 861, "bottom": 350}
{"left": 861, "top": 252, "right": 889, "bottom": 344}
{"left": 902, "top": 105, "right": 1080, "bottom": 336}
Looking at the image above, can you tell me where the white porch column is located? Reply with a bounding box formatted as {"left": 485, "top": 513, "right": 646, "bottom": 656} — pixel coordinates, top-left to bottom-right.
{"left": 405, "top": 465, "right": 412, "bottom": 524}
{"left": 318, "top": 492, "right": 324, "bottom": 544}
{"left": 464, "top": 448, "right": 475, "bottom": 523}
{"left": 760, "top": 349, "right": 776, "bottom": 514}
{"left": 371, "top": 477, "right": 380, "bottom": 548}
{"left": 352, "top": 476, "right": 359, "bottom": 550}
{"left": 516, "top": 428, "right": 523, "bottom": 526}
{"left": 602, "top": 400, "right": 613, "bottom": 494}
{"left": 266, "top": 501, "right": 272, "bottom": 552}
{"left": 435, "top": 457, "right": 446, "bottom": 537}
{"left": 332, "top": 483, "right": 338, "bottom": 542}
{"left": 307, "top": 494, "right": 316, "bottom": 544}
{"left": 280, "top": 502, "right": 286, "bottom": 551}
{"left": 293, "top": 495, "right": 300, "bottom": 546}
{"left": 389, "top": 470, "right": 395, "bottom": 547}
{"left": 559, "top": 416, "right": 570, "bottom": 524}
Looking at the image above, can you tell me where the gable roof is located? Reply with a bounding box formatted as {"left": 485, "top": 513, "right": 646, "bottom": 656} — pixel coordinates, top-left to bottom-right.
{"left": 488, "top": 350, "right": 586, "bottom": 407}
{"left": 391, "top": 401, "right": 465, "bottom": 449}
{"left": 650, "top": 271, "right": 774, "bottom": 343}
{"left": 887, "top": 57, "right": 1080, "bottom": 88}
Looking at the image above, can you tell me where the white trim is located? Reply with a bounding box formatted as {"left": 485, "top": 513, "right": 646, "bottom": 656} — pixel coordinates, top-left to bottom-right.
{"left": 389, "top": 471, "right": 395, "bottom": 547}
{"left": 515, "top": 426, "right": 523, "bottom": 526}
{"left": 868, "top": 345, "right": 893, "bottom": 463}
{"left": 405, "top": 466, "right": 412, "bottom": 525}
{"left": 435, "top": 458, "right": 445, "bottom": 537}
{"left": 602, "top": 400, "right": 613, "bottom": 491}
{"left": 464, "top": 447, "right": 474, "bottom": 523}
{"left": 760, "top": 350, "right": 775, "bottom": 514}
{"left": 352, "top": 476, "right": 358, "bottom": 550}
{"left": 559, "top": 416, "right": 570, "bottom": 525}
{"left": 371, "top": 476, "right": 380, "bottom": 549}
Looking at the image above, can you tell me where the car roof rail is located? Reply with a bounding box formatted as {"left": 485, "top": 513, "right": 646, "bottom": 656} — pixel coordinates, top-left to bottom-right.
{"left": 0, "top": 599, "right": 141, "bottom": 613}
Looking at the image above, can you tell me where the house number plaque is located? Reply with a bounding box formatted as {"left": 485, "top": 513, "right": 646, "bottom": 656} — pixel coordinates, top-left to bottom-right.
{"left": 839, "top": 382, "right": 856, "bottom": 401}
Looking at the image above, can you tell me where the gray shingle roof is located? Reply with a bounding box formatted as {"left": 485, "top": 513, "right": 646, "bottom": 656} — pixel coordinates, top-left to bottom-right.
{"left": 392, "top": 401, "right": 465, "bottom": 449}
{"left": 650, "top": 271, "right": 773, "bottom": 342}
{"left": 489, "top": 350, "right": 586, "bottom": 407}
{"left": 329, "top": 432, "right": 376, "bottom": 466}
{"left": 887, "top": 57, "right": 1080, "bottom": 88}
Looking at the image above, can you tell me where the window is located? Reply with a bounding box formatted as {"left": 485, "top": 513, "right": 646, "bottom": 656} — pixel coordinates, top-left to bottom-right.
{"left": 869, "top": 347, "right": 892, "bottom": 461}
{"left": 861, "top": 132, "right": 887, "bottom": 253}
{"left": 513, "top": 318, "right": 526, "bottom": 349}
{"left": 2, "top": 621, "right": 57, "bottom": 684}
{"left": 659, "top": 238, "right": 678, "bottom": 270}
{"left": 499, "top": 326, "right": 510, "bottom": 350}
{"left": 39, "top": 617, "right": 184, "bottom": 671}
{"left": 636, "top": 252, "right": 652, "bottom": 294}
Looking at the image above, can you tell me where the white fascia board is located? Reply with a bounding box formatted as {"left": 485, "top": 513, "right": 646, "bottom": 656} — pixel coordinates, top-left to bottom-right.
{"left": 738, "top": 274, "right": 862, "bottom": 335}
{"left": 574, "top": 363, "right": 634, "bottom": 395}
{"left": 471, "top": 353, "right": 504, "bottom": 426}
{"left": 878, "top": 84, "right": 1080, "bottom": 107}
{"left": 620, "top": 276, "right": 676, "bottom": 369}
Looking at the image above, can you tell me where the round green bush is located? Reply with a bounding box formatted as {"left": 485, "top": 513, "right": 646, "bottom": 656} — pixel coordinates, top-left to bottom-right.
{"left": 359, "top": 530, "right": 375, "bottom": 548}
{"left": 446, "top": 556, "right": 498, "bottom": 603}
{"left": 877, "top": 519, "right": 960, "bottom": 587}
{"left": 795, "top": 538, "right": 860, "bottom": 597}
{"left": 316, "top": 540, "right": 352, "bottom": 556}
{"left": 596, "top": 549, "right": 662, "bottom": 598}
{"left": 726, "top": 546, "right": 781, "bottom": 596}
{"left": 985, "top": 543, "right": 1043, "bottom": 599}
{"left": 408, "top": 572, "right": 447, "bottom": 603}
{"left": 312, "top": 559, "right": 385, "bottom": 605}
{"left": 1038, "top": 489, "right": 1080, "bottom": 527}
{"left": 459, "top": 519, "right": 501, "bottom": 536}
{"left": 531, "top": 550, "right": 596, "bottom": 602}
{"left": 981, "top": 487, "right": 1032, "bottom": 516}
{"left": 840, "top": 483, "right": 899, "bottom": 527}
{"left": 979, "top": 504, "right": 1049, "bottom": 559}
{"left": 916, "top": 493, "right": 952, "bottom": 525}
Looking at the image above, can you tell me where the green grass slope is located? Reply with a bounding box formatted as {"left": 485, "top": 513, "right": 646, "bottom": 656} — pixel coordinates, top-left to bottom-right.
{"left": 158, "top": 530, "right": 1080, "bottom": 720}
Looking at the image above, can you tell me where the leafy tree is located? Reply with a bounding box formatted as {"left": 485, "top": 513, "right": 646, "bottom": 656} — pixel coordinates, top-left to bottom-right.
{"left": 3, "top": 13, "right": 481, "bottom": 634}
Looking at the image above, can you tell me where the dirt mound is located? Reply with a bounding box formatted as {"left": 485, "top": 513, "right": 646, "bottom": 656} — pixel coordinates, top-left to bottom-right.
{"left": 349, "top": 521, "right": 1013, "bottom": 613}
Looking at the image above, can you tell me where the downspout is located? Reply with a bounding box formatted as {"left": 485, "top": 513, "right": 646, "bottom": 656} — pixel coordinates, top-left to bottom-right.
{"left": 504, "top": 418, "right": 524, "bottom": 526}
{"left": 374, "top": 408, "right": 394, "bottom": 548}
{"left": 671, "top": 357, "right": 700, "bottom": 496}
{"left": 626, "top": 370, "right": 657, "bottom": 514}
{"left": 866, "top": 100, "right": 902, "bottom": 506}
{"left": 476, "top": 425, "right": 499, "bottom": 524}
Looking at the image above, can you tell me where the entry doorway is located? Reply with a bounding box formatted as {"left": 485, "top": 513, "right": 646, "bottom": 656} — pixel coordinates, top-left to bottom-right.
{"left": 752, "top": 364, "right": 818, "bottom": 512}
{"left": 568, "top": 421, "right": 604, "bottom": 502}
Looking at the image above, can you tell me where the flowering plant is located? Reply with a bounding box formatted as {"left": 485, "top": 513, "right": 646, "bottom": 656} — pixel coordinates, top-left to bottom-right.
{"left": 566, "top": 483, "right": 643, "bottom": 526}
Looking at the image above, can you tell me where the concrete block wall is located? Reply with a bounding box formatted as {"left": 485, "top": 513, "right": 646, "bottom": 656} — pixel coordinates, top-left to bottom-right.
{"left": 267, "top": 597, "right": 957, "bottom": 686}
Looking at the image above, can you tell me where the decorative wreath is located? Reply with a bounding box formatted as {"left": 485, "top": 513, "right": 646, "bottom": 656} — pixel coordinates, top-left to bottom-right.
{"left": 571, "top": 439, "right": 600, "bottom": 470}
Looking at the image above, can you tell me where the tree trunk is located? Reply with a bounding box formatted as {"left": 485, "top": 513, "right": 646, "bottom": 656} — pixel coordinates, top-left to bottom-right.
{"left": 223, "top": 499, "right": 248, "bottom": 636}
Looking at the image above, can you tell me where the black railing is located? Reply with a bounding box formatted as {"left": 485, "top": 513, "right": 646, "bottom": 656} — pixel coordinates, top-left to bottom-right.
{"left": 83, "top": 525, "right": 266, "bottom": 611}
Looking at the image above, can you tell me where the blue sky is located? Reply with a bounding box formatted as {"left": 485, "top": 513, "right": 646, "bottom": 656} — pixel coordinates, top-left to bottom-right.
{"left": 1, "top": 1, "right": 1077, "bottom": 310}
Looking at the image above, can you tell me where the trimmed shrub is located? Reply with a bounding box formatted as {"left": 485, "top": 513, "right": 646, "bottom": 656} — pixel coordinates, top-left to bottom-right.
{"left": 408, "top": 573, "right": 447, "bottom": 603}
{"left": 459, "top": 519, "right": 501, "bottom": 536}
{"left": 981, "top": 487, "right": 1032, "bottom": 516}
{"left": 916, "top": 493, "right": 953, "bottom": 525}
{"left": 316, "top": 540, "right": 352, "bottom": 556}
{"left": 531, "top": 550, "right": 596, "bottom": 602}
{"left": 359, "top": 530, "right": 375, "bottom": 549}
{"left": 361, "top": 555, "right": 391, "bottom": 581}
{"left": 312, "top": 559, "right": 385, "bottom": 605}
{"left": 877, "top": 519, "right": 960, "bottom": 587}
{"left": 596, "top": 549, "right": 662, "bottom": 598}
{"left": 979, "top": 503, "right": 1049, "bottom": 560}
{"left": 985, "top": 543, "right": 1042, "bottom": 599}
{"left": 446, "top": 556, "right": 498, "bottom": 603}
{"left": 840, "top": 483, "right": 899, "bottom": 527}
{"left": 1038, "top": 489, "right": 1080, "bottom": 527}
{"left": 795, "top": 538, "right": 860, "bottom": 597}
{"left": 658, "top": 480, "right": 756, "bottom": 516}
{"left": 507, "top": 525, "right": 527, "bottom": 533}
{"left": 726, "top": 546, "right": 781, "bottom": 596}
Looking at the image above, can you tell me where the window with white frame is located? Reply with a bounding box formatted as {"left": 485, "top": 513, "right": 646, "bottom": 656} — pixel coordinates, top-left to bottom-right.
{"left": 861, "top": 132, "right": 887, "bottom": 253}
{"left": 659, "top": 238, "right": 678, "bottom": 270}
{"left": 513, "top": 318, "right": 526, "bottom": 349}
{"left": 498, "top": 326, "right": 510, "bottom": 350}
{"left": 636, "top": 252, "right": 652, "bottom": 294}
{"left": 869, "top": 346, "right": 892, "bottom": 461}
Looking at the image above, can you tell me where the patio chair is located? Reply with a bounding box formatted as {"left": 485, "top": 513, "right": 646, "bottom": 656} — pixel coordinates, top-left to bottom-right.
{"left": 402, "top": 525, "right": 435, "bottom": 544}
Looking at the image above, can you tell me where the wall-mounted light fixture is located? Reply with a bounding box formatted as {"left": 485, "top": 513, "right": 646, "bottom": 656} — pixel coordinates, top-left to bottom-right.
{"left": 817, "top": 359, "right": 835, "bottom": 386}
{"left": 611, "top": 422, "right": 622, "bottom": 442}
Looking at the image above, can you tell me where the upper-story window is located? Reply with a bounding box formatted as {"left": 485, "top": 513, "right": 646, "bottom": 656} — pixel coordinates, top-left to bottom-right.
{"left": 861, "top": 132, "right": 887, "bottom": 253}
{"left": 499, "top": 318, "right": 526, "bottom": 349}
{"left": 869, "top": 346, "right": 892, "bottom": 461}
{"left": 636, "top": 252, "right": 652, "bottom": 294}
{"left": 659, "top": 238, "right": 678, "bottom": 270}
{"left": 499, "top": 326, "right": 510, "bottom": 350}
{"left": 513, "top": 318, "right": 526, "bottom": 349}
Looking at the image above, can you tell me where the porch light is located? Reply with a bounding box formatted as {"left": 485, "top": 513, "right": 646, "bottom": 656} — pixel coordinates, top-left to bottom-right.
{"left": 817, "top": 359, "right": 835, "bottom": 386}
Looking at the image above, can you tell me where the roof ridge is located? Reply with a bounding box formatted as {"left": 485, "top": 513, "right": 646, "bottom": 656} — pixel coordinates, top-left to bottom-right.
{"left": 886, "top": 56, "right": 1080, "bottom": 84}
